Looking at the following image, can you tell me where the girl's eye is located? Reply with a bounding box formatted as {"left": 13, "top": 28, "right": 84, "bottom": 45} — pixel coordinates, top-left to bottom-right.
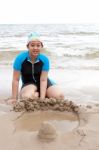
{"left": 31, "top": 44, "right": 40, "bottom": 46}
{"left": 37, "top": 44, "right": 41, "bottom": 47}
{"left": 31, "top": 44, "right": 35, "bottom": 47}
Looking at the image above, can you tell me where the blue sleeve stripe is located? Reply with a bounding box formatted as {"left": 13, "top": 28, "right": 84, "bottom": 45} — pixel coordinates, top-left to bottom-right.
{"left": 39, "top": 54, "right": 50, "bottom": 71}
{"left": 13, "top": 51, "right": 28, "bottom": 71}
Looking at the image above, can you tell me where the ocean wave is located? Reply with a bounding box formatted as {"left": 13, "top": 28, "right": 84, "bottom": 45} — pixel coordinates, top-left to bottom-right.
{"left": 60, "top": 31, "right": 99, "bottom": 36}
{"left": 55, "top": 66, "right": 99, "bottom": 70}
{"left": 63, "top": 50, "right": 99, "bottom": 59}
{"left": 85, "top": 50, "right": 99, "bottom": 59}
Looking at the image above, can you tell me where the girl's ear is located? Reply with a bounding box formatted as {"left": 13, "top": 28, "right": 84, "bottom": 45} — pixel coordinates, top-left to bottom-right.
{"left": 41, "top": 43, "right": 43, "bottom": 47}
{"left": 27, "top": 44, "right": 29, "bottom": 48}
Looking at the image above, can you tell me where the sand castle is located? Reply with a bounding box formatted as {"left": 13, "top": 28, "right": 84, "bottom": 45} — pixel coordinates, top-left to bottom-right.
{"left": 38, "top": 121, "right": 58, "bottom": 141}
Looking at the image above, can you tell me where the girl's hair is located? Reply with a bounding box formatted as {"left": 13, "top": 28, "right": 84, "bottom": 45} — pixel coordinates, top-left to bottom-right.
{"left": 27, "top": 32, "right": 43, "bottom": 47}
{"left": 27, "top": 42, "right": 43, "bottom": 48}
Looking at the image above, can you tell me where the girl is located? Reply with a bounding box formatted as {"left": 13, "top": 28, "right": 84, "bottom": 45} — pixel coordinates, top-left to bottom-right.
{"left": 8, "top": 32, "right": 64, "bottom": 104}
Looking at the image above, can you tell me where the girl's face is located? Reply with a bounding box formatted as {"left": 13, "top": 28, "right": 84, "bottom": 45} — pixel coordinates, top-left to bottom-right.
{"left": 27, "top": 40, "right": 43, "bottom": 58}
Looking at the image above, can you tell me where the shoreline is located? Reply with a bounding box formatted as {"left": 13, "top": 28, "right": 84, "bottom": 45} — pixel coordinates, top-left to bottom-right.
{"left": 1, "top": 65, "right": 99, "bottom": 104}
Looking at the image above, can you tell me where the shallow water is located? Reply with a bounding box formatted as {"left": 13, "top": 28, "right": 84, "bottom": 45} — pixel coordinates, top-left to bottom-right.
{"left": 15, "top": 111, "right": 78, "bottom": 133}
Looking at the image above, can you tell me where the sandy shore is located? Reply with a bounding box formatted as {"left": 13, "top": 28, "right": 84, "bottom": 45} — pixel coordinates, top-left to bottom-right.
{"left": 1, "top": 65, "right": 99, "bottom": 149}
{"left": 0, "top": 102, "right": 99, "bottom": 150}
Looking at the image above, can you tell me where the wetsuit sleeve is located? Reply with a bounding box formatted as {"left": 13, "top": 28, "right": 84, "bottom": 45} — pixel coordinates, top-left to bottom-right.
{"left": 42, "top": 56, "right": 50, "bottom": 71}
{"left": 13, "top": 55, "right": 22, "bottom": 71}
{"left": 13, "top": 51, "right": 27, "bottom": 71}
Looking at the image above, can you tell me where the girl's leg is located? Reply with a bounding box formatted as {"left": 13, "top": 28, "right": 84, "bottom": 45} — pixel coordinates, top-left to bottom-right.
{"left": 19, "top": 84, "right": 39, "bottom": 99}
{"left": 46, "top": 85, "right": 64, "bottom": 100}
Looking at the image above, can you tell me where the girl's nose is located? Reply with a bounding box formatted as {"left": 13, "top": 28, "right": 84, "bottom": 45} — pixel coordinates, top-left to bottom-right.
{"left": 33, "top": 46, "right": 38, "bottom": 49}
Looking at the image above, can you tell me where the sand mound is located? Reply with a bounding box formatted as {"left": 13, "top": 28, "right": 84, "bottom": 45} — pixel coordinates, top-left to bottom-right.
{"left": 13, "top": 98, "right": 79, "bottom": 113}
{"left": 38, "top": 121, "right": 58, "bottom": 141}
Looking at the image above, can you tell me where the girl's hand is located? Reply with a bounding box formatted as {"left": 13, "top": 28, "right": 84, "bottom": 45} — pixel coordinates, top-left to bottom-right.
{"left": 6, "top": 98, "right": 17, "bottom": 105}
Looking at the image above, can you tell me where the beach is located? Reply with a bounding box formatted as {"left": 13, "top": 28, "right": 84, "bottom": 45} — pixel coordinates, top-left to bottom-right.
{"left": 0, "top": 65, "right": 99, "bottom": 149}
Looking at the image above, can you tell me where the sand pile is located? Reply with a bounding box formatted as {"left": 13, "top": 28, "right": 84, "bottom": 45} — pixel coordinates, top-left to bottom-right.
{"left": 38, "top": 121, "right": 58, "bottom": 141}
{"left": 13, "top": 98, "right": 79, "bottom": 113}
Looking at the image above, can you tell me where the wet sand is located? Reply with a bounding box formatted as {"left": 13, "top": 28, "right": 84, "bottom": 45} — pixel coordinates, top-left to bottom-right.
{"left": 15, "top": 111, "right": 78, "bottom": 133}
{"left": 0, "top": 100, "right": 99, "bottom": 150}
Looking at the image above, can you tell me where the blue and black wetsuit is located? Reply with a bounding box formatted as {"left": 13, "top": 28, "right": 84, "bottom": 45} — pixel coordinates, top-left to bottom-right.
{"left": 13, "top": 51, "right": 55, "bottom": 93}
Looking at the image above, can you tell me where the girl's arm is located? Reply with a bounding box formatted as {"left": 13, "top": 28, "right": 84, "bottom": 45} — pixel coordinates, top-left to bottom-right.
{"left": 40, "top": 71, "right": 48, "bottom": 99}
{"left": 7, "top": 70, "right": 20, "bottom": 104}
{"left": 12, "top": 70, "right": 20, "bottom": 99}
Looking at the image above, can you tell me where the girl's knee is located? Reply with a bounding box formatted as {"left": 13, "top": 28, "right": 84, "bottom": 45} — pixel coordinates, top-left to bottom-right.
{"left": 19, "top": 84, "right": 38, "bottom": 99}
{"left": 19, "top": 91, "right": 32, "bottom": 99}
{"left": 47, "top": 91, "right": 64, "bottom": 100}
{"left": 34, "top": 92, "right": 39, "bottom": 98}
{"left": 55, "top": 93, "right": 65, "bottom": 100}
{"left": 19, "top": 91, "right": 39, "bottom": 99}
{"left": 46, "top": 85, "right": 64, "bottom": 100}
